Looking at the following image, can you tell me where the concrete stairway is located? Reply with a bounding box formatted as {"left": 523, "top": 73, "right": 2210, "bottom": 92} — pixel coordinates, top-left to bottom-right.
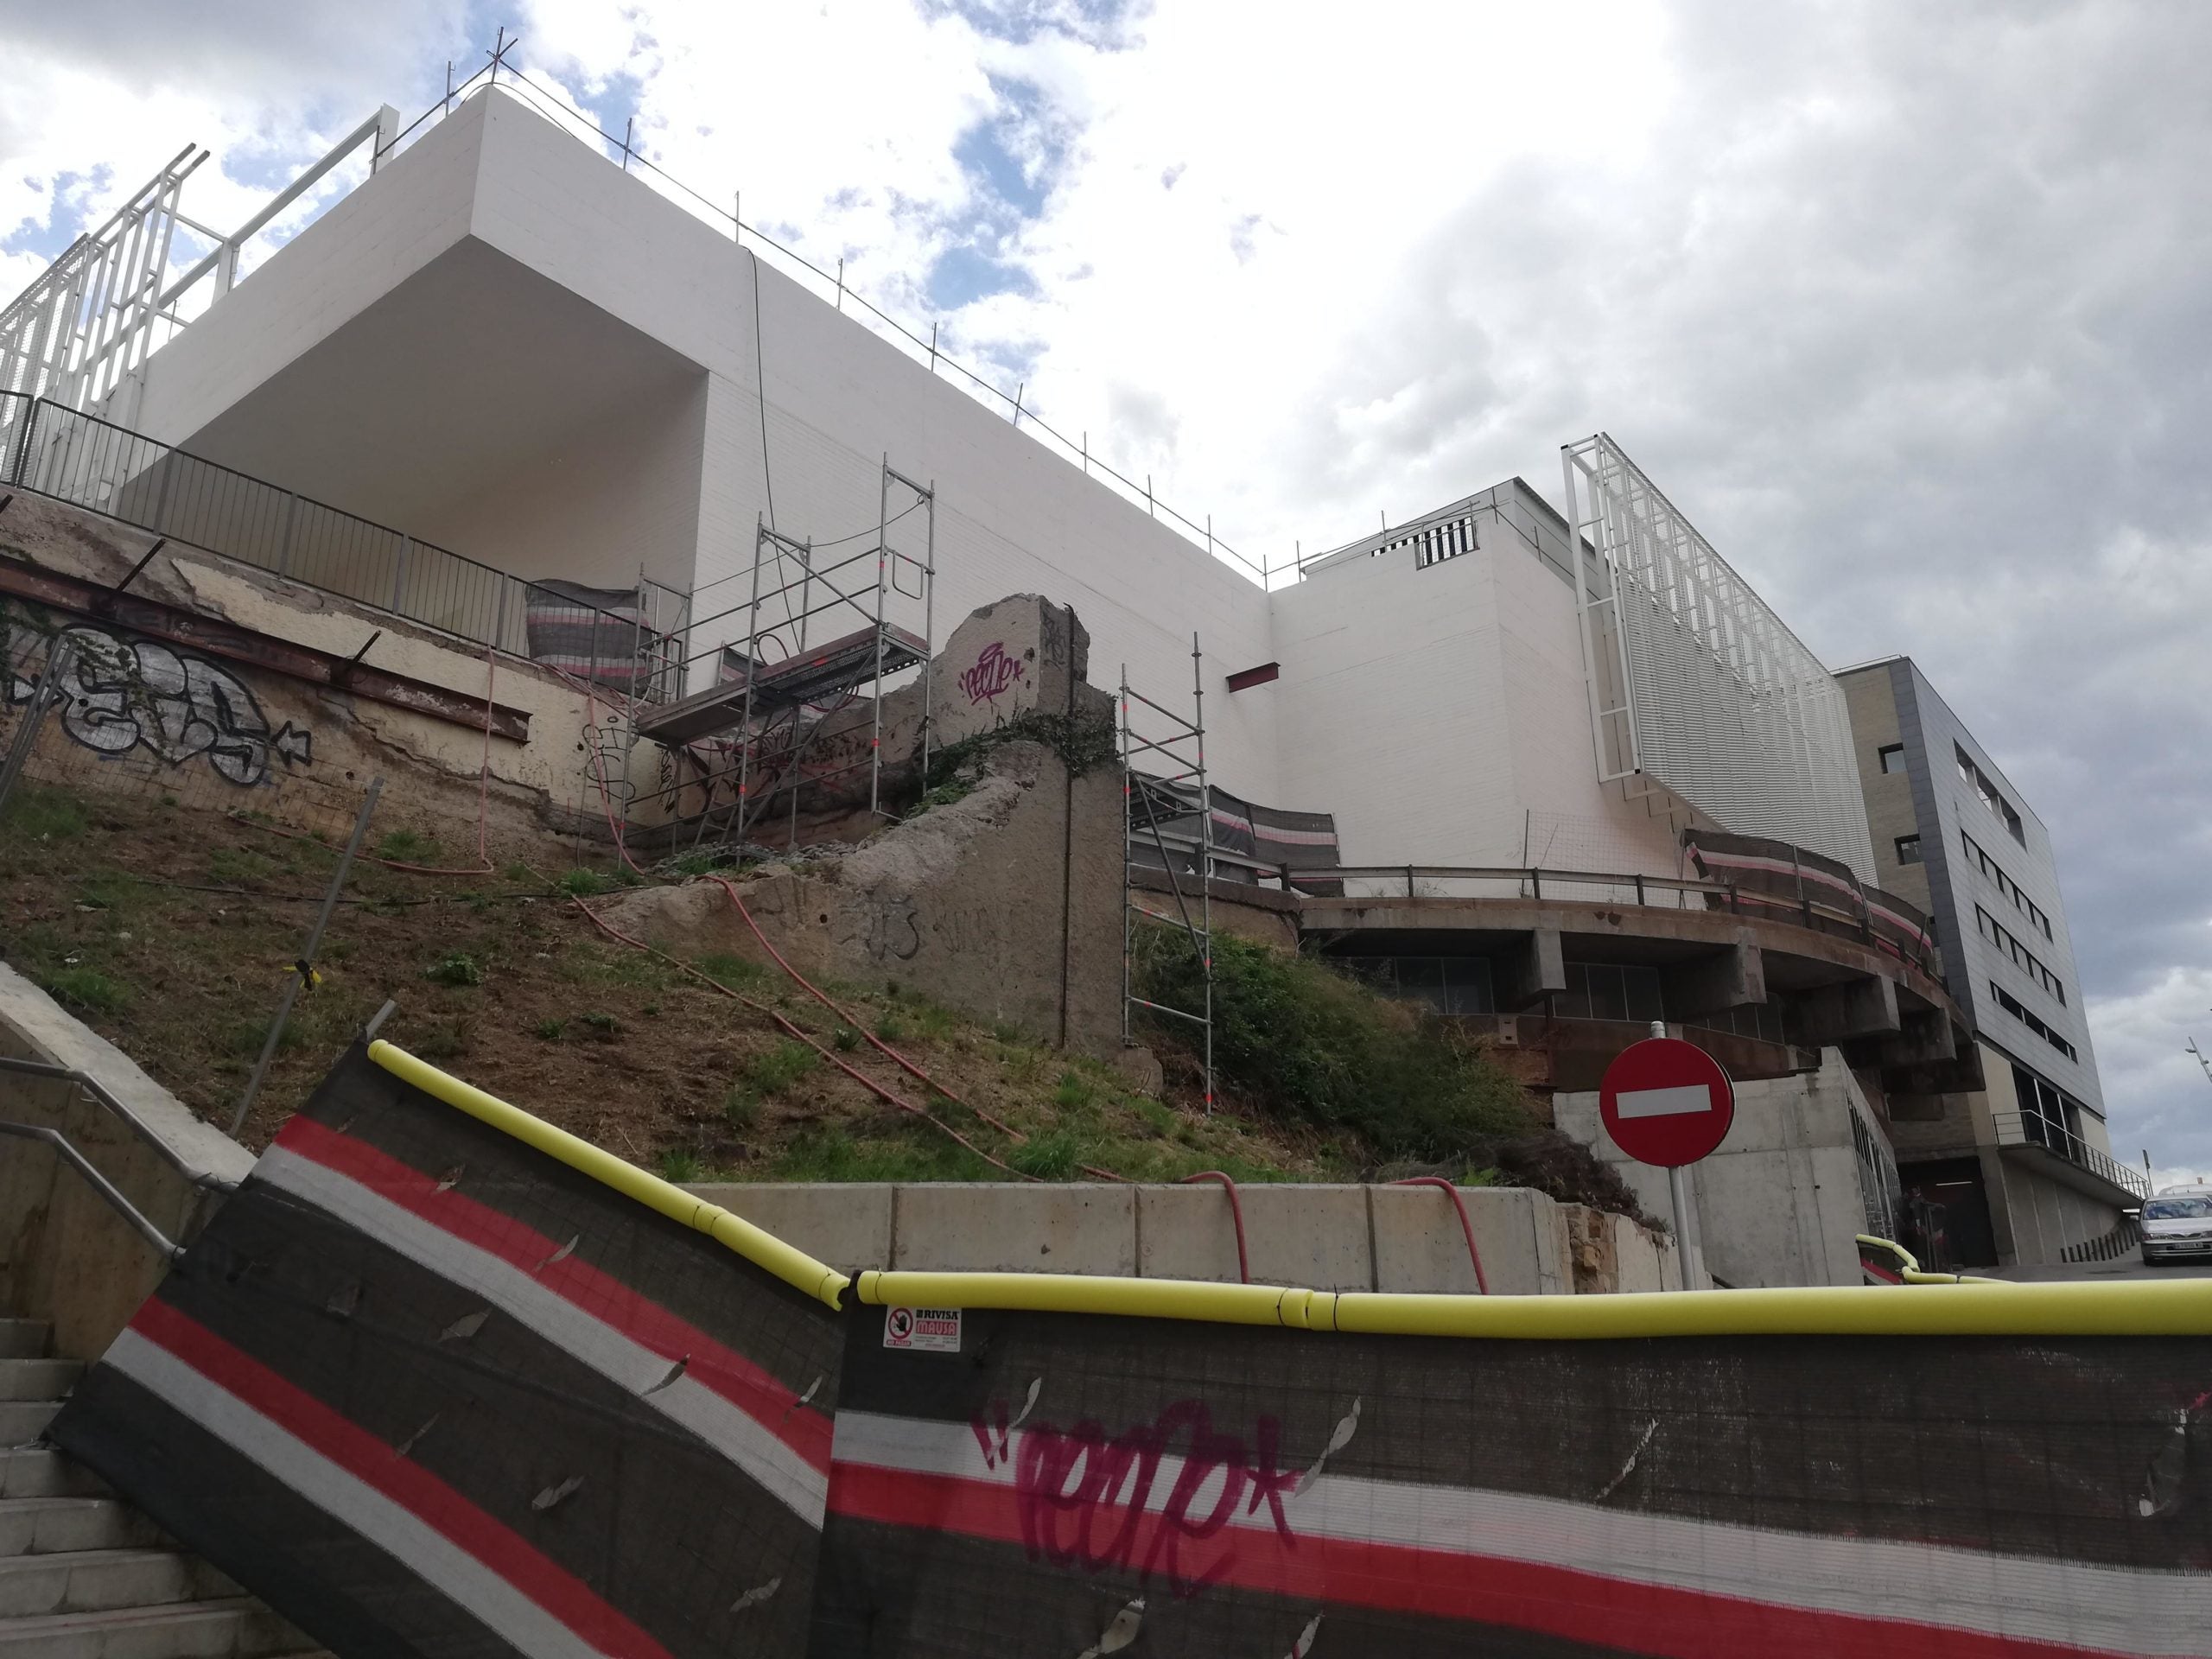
{"left": 0, "top": 1319, "right": 318, "bottom": 1659}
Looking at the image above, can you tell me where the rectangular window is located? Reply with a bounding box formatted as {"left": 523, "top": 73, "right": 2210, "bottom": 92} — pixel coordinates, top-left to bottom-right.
{"left": 1955, "top": 744, "right": 2028, "bottom": 843}
{"left": 1991, "top": 981, "right": 2078, "bottom": 1062}
{"left": 1894, "top": 834, "right": 1922, "bottom": 865}
{"left": 1878, "top": 743, "right": 1906, "bottom": 774}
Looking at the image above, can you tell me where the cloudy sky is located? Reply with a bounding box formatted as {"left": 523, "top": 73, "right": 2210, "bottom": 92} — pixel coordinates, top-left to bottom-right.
{"left": 5, "top": 0, "right": 2209, "bottom": 1173}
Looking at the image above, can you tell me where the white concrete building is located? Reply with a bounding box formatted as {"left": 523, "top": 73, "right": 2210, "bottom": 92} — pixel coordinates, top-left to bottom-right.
{"left": 1, "top": 79, "right": 2120, "bottom": 1274}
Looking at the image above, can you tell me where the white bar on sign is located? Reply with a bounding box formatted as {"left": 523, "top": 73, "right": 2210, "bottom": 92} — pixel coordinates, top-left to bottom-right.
{"left": 1616, "top": 1084, "right": 1713, "bottom": 1119}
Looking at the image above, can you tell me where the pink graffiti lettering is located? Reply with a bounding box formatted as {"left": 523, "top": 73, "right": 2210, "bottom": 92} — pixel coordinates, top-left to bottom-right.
{"left": 983, "top": 1399, "right": 1297, "bottom": 1598}
{"left": 958, "top": 641, "right": 1027, "bottom": 705}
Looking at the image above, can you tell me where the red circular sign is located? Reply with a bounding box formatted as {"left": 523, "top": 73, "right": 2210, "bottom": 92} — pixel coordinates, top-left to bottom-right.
{"left": 1598, "top": 1038, "right": 1735, "bottom": 1167}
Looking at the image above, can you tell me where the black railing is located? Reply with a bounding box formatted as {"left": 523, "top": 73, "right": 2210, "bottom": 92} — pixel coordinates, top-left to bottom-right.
{"left": 0, "top": 392, "right": 686, "bottom": 696}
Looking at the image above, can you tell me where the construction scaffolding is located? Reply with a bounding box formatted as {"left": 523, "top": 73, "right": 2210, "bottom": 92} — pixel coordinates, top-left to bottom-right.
{"left": 1121, "top": 638, "right": 1216, "bottom": 1112}
{"left": 635, "top": 461, "right": 937, "bottom": 849}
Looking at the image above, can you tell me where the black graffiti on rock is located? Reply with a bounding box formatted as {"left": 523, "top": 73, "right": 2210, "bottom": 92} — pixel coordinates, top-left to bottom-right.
{"left": 4, "top": 624, "right": 313, "bottom": 787}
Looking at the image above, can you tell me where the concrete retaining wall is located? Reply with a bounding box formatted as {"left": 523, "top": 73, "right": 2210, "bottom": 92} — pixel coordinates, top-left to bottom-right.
{"left": 1556, "top": 1049, "right": 1882, "bottom": 1288}
{"left": 688, "top": 1179, "right": 1675, "bottom": 1294}
{"left": 0, "top": 963, "right": 251, "bottom": 1360}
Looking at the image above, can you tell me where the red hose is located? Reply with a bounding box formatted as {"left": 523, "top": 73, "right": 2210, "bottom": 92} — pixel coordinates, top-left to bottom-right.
{"left": 1389, "top": 1177, "right": 1489, "bottom": 1294}
{"left": 1179, "top": 1170, "right": 1250, "bottom": 1284}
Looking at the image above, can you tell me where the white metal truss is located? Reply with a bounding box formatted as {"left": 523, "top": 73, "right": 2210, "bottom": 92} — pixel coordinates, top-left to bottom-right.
{"left": 0, "top": 108, "right": 398, "bottom": 431}
{"left": 1561, "top": 433, "right": 1876, "bottom": 880}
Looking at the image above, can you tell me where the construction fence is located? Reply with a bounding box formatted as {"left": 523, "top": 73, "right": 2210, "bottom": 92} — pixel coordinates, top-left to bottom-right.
{"left": 51, "top": 1043, "right": 2212, "bottom": 1659}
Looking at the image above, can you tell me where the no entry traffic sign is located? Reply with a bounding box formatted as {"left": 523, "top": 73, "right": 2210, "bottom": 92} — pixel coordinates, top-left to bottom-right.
{"left": 1599, "top": 1038, "right": 1735, "bottom": 1167}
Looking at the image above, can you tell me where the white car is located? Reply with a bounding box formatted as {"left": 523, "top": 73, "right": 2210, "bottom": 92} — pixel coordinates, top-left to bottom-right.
{"left": 2140, "top": 1192, "right": 2212, "bottom": 1265}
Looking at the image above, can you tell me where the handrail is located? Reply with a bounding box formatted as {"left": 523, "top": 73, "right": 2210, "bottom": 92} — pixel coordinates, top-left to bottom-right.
{"left": 0, "top": 1053, "right": 238, "bottom": 1192}
{"left": 0, "top": 1120, "right": 182, "bottom": 1260}
{"left": 1989, "top": 1110, "right": 2151, "bottom": 1200}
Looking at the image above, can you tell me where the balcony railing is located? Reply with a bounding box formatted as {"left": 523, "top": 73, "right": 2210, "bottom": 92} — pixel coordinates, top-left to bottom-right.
{"left": 0, "top": 391, "right": 688, "bottom": 697}
{"left": 1990, "top": 1110, "right": 2151, "bottom": 1201}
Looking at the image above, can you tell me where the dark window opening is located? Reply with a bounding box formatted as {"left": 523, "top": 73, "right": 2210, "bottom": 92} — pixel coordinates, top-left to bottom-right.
{"left": 1878, "top": 743, "right": 1907, "bottom": 774}
{"left": 1894, "top": 834, "right": 1922, "bottom": 865}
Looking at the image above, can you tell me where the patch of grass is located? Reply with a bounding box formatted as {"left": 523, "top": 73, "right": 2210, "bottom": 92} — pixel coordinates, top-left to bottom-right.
{"left": 657, "top": 1148, "right": 704, "bottom": 1182}
{"left": 375, "top": 829, "right": 439, "bottom": 862}
{"left": 744, "top": 1039, "right": 817, "bottom": 1097}
{"left": 424, "top": 952, "right": 483, "bottom": 988}
{"left": 1135, "top": 1099, "right": 1178, "bottom": 1137}
{"left": 206, "top": 846, "right": 283, "bottom": 886}
{"left": 0, "top": 783, "right": 89, "bottom": 842}
{"left": 1009, "top": 1128, "right": 1083, "bottom": 1181}
{"left": 723, "top": 1087, "right": 761, "bottom": 1130}
{"left": 1132, "top": 925, "right": 1537, "bottom": 1164}
{"left": 582, "top": 1010, "right": 620, "bottom": 1039}
{"left": 1052, "top": 1071, "right": 1096, "bottom": 1109}
{"left": 502, "top": 861, "right": 537, "bottom": 883}
{"left": 906, "top": 1000, "right": 957, "bottom": 1041}
{"left": 556, "top": 868, "right": 612, "bottom": 898}
{"left": 222, "top": 1014, "right": 301, "bottom": 1059}
{"left": 695, "top": 951, "right": 767, "bottom": 990}
{"left": 831, "top": 1026, "right": 861, "bottom": 1052}
{"left": 874, "top": 1013, "right": 908, "bottom": 1043}
{"left": 559, "top": 945, "right": 677, "bottom": 991}
{"left": 533, "top": 1018, "right": 566, "bottom": 1041}
{"left": 38, "top": 963, "right": 130, "bottom": 1014}
{"left": 668, "top": 851, "right": 724, "bottom": 877}
{"left": 413, "top": 1018, "right": 470, "bottom": 1061}
{"left": 991, "top": 1020, "right": 1027, "bottom": 1045}
{"left": 770, "top": 1122, "right": 995, "bottom": 1183}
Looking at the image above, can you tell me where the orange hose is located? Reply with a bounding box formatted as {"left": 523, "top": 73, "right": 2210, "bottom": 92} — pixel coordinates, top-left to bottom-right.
{"left": 1179, "top": 1170, "right": 1249, "bottom": 1283}
{"left": 1389, "top": 1176, "right": 1489, "bottom": 1294}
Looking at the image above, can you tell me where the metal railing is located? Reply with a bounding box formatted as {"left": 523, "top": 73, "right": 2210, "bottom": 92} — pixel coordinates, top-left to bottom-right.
{"left": 0, "top": 1053, "right": 238, "bottom": 1194}
{"left": 1990, "top": 1109, "right": 2151, "bottom": 1201}
{"left": 0, "top": 391, "right": 688, "bottom": 697}
{"left": 0, "top": 1121, "right": 184, "bottom": 1260}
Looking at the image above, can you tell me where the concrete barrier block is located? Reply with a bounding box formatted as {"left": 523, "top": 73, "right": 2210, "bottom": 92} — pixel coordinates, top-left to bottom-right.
{"left": 1370, "top": 1185, "right": 1568, "bottom": 1295}
{"left": 1612, "top": 1216, "right": 1674, "bottom": 1294}
{"left": 891, "top": 1183, "right": 1136, "bottom": 1275}
{"left": 1136, "top": 1184, "right": 1373, "bottom": 1289}
{"left": 690, "top": 1184, "right": 894, "bottom": 1273}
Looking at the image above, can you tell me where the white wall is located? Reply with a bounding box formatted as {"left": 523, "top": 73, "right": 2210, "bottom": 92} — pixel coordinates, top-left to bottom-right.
{"left": 1271, "top": 513, "right": 1686, "bottom": 871}
{"left": 1557, "top": 1050, "right": 1883, "bottom": 1288}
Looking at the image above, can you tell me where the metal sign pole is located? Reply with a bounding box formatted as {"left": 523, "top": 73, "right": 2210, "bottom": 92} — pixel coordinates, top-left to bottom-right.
{"left": 229, "top": 778, "right": 382, "bottom": 1135}
{"left": 1649, "top": 1018, "right": 1707, "bottom": 1292}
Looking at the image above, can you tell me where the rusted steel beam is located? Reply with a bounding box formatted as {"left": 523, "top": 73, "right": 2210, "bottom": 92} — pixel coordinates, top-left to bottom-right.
{"left": 0, "top": 556, "right": 531, "bottom": 741}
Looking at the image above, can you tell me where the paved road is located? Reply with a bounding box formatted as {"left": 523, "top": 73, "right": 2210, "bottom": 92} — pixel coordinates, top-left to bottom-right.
{"left": 1982, "top": 1249, "right": 2212, "bottom": 1282}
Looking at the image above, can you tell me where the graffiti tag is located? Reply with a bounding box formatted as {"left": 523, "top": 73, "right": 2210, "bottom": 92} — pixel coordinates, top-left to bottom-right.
{"left": 4, "top": 622, "right": 312, "bottom": 787}
{"left": 976, "top": 1397, "right": 1300, "bottom": 1598}
{"left": 958, "top": 641, "right": 1027, "bottom": 706}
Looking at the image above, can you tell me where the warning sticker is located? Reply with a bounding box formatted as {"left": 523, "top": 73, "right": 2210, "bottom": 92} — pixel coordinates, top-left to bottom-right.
{"left": 883, "top": 1306, "right": 961, "bottom": 1353}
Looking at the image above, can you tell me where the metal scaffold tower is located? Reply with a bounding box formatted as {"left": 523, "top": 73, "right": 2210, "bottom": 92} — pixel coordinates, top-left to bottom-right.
{"left": 1121, "top": 635, "right": 1216, "bottom": 1112}
{"left": 636, "top": 460, "right": 936, "bottom": 848}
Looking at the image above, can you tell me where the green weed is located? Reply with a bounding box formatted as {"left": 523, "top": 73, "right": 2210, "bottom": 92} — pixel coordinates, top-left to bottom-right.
{"left": 533, "top": 1018, "right": 566, "bottom": 1041}
{"left": 1052, "top": 1071, "right": 1096, "bottom": 1109}
{"left": 38, "top": 963, "right": 130, "bottom": 1014}
{"left": 695, "top": 951, "right": 767, "bottom": 990}
{"left": 744, "top": 1039, "right": 817, "bottom": 1097}
{"left": 582, "top": 1011, "right": 620, "bottom": 1039}
{"left": 0, "top": 784, "right": 88, "bottom": 842}
{"left": 723, "top": 1088, "right": 761, "bottom": 1130}
{"left": 657, "top": 1148, "right": 704, "bottom": 1182}
{"left": 375, "top": 829, "right": 438, "bottom": 862}
{"left": 1009, "top": 1128, "right": 1083, "bottom": 1181}
{"left": 557, "top": 868, "right": 612, "bottom": 897}
{"left": 831, "top": 1026, "right": 861, "bottom": 1052}
{"left": 424, "top": 953, "right": 483, "bottom": 987}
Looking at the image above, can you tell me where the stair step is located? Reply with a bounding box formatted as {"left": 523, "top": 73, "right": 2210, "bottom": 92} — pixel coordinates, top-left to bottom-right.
{"left": 0, "top": 1502, "right": 158, "bottom": 1560}
{"left": 0, "top": 1367, "right": 79, "bottom": 1408}
{"left": 0, "top": 1328, "right": 48, "bottom": 1363}
{"left": 0, "top": 1598, "right": 306, "bottom": 1659}
{"left": 0, "top": 1549, "right": 232, "bottom": 1620}
{"left": 0, "top": 1406, "right": 58, "bottom": 1451}
{"left": 0, "top": 1456, "right": 105, "bottom": 1503}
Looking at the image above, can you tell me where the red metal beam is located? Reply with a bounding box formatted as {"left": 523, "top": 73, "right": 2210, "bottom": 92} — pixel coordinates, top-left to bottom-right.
{"left": 0, "top": 556, "right": 531, "bottom": 741}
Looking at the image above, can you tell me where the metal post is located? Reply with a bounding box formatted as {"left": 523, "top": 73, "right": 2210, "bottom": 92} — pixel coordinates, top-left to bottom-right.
{"left": 1120, "top": 664, "right": 1133, "bottom": 1048}
{"left": 722, "top": 517, "right": 766, "bottom": 850}
{"left": 1653, "top": 1018, "right": 1706, "bottom": 1290}
{"left": 868, "top": 458, "right": 891, "bottom": 816}
{"left": 1193, "top": 632, "right": 1213, "bottom": 1116}
{"left": 229, "top": 778, "right": 382, "bottom": 1135}
{"left": 918, "top": 480, "right": 937, "bottom": 787}
{"left": 276, "top": 489, "right": 298, "bottom": 575}
{"left": 393, "top": 533, "right": 410, "bottom": 611}
{"left": 0, "top": 639, "right": 77, "bottom": 820}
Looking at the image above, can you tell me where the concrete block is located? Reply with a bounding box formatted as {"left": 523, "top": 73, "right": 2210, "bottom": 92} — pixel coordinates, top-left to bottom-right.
{"left": 1370, "top": 1185, "right": 1570, "bottom": 1296}
{"left": 0, "top": 1454, "right": 104, "bottom": 1503}
{"left": 0, "top": 1598, "right": 275, "bottom": 1659}
{"left": 0, "top": 1549, "right": 199, "bottom": 1618}
{"left": 0, "top": 1325, "right": 48, "bottom": 1362}
{"left": 0, "top": 1363, "right": 80, "bottom": 1405}
{"left": 1498, "top": 926, "right": 1567, "bottom": 1010}
{"left": 1793, "top": 975, "right": 1900, "bottom": 1045}
{"left": 1666, "top": 940, "right": 1765, "bottom": 1017}
{"left": 0, "top": 1403, "right": 59, "bottom": 1449}
{"left": 891, "top": 1184, "right": 1136, "bottom": 1275}
{"left": 0, "top": 1499, "right": 156, "bottom": 1560}
{"left": 1135, "top": 1185, "right": 1373, "bottom": 1290}
{"left": 687, "top": 1185, "right": 893, "bottom": 1274}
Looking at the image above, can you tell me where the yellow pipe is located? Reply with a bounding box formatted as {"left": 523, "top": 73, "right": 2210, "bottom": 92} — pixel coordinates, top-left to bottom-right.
{"left": 1329, "top": 1280, "right": 2212, "bottom": 1338}
{"left": 1854, "top": 1232, "right": 2007, "bottom": 1286}
{"left": 855, "top": 1270, "right": 1317, "bottom": 1327}
{"left": 367, "top": 1040, "right": 849, "bottom": 1310}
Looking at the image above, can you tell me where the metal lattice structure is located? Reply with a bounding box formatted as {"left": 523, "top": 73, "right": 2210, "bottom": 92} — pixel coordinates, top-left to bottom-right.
{"left": 1121, "top": 639, "right": 1215, "bottom": 1113}
{"left": 1562, "top": 434, "right": 1875, "bottom": 881}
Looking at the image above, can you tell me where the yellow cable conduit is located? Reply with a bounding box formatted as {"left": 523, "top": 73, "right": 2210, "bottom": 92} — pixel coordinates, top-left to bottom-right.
{"left": 368, "top": 1044, "right": 2212, "bottom": 1338}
